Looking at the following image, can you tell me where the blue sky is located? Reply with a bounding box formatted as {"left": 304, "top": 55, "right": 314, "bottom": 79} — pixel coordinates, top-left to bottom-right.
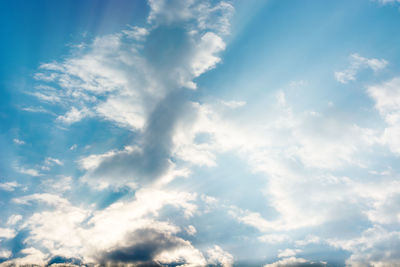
{"left": 1, "top": 0, "right": 400, "bottom": 266}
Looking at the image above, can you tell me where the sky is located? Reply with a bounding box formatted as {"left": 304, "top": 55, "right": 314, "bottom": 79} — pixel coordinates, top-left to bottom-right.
{"left": 1, "top": 0, "right": 400, "bottom": 266}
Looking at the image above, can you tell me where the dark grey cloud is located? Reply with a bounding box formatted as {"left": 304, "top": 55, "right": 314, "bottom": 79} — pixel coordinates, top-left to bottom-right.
{"left": 98, "top": 228, "right": 187, "bottom": 266}
{"left": 85, "top": 89, "right": 193, "bottom": 185}
{"left": 47, "top": 256, "right": 82, "bottom": 266}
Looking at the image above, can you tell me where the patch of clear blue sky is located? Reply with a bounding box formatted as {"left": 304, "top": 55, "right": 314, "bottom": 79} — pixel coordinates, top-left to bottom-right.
{"left": 198, "top": 0, "right": 400, "bottom": 113}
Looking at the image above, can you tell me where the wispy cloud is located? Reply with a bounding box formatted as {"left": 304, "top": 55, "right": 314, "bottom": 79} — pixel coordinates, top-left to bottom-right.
{"left": 0, "top": 181, "right": 20, "bottom": 192}
{"left": 335, "top": 53, "right": 387, "bottom": 83}
{"left": 13, "top": 138, "right": 25, "bottom": 145}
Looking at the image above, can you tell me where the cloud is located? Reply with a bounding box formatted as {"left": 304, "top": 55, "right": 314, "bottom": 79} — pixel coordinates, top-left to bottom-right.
{"left": 41, "top": 176, "right": 73, "bottom": 193}
{"left": 29, "top": 0, "right": 233, "bottom": 193}
{"left": 15, "top": 166, "right": 41, "bottom": 177}
{"left": 368, "top": 77, "right": 400, "bottom": 121}
{"left": 8, "top": 1, "right": 400, "bottom": 266}
{"left": 147, "top": 0, "right": 234, "bottom": 35}
{"left": 10, "top": 188, "right": 203, "bottom": 265}
{"left": 206, "top": 245, "right": 234, "bottom": 267}
{"left": 1, "top": 247, "right": 47, "bottom": 266}
{"left": 69, "top": 144, "right": 77, "bottom": 150}
{"left": 367, "top": 77, "right": 400, "bottom": 153}
{"left": 278, "top": 249, "right": 302, "bottom": 258}
{"left": 98, "top": 228, "right": 206, "bottom": 266}
{"left": 264, "top": 257, "right": 326, "bottom": 267}
{"left": 147, "top": 0, "right": 196, "bottom": 24}
{"left": 13, "top": 193, "right": 70, "bottom": 206}
{"left": 190, "top": 32, "right": 226, "bottom": 77}
{"left": 79, "top": 92, "right": 193, "bottom": 188}
{"left": 0, "top": 181, "right": 20, "bottom": 192}
{"left": 45, "top": 157, "right": 63, "bottom": 166}
{"left": 0, "top": 250, "right": 12, "bottom": 259}
{"left": 13, "top": 138, "right": 25, "bottom": 145}
{"left": 7, "top": 214, "right": 23, "bottom": 225}
{"left": 56, "top": 107, "right": 92, "bottom": 124}
{"left": 328, "top": 225, "right": 400, "bottom": 266}
{"left": 20, "top": 106, "right": 52, "bottom": 114}
{"left": 33, "top": 0, "right": 232, "bottom": 132}
{"left": 160, "top": 90, "right": 390, "bottom": 247}
{"left": 334, "top": 53, "right": 387, "bottom": 83}
{"left": 0, "top": 228, "right": 16, "bottom": 239}
{"left": 41, "top": 157, "right": 64, "bottom": 171}
{"left": 185, "top": 225, "right": 197, "bottom": 236}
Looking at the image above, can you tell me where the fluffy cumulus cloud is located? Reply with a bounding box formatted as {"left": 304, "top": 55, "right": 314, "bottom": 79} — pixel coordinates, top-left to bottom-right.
{"left": 4, "top": 189, "right": 203, "bottom": 266}
{"left": 206, "top": 245, "right": 234, "bottom": 267}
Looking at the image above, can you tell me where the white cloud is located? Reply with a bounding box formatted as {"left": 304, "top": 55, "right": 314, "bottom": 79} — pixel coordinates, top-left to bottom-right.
{"left": 169, "top": 93, "right": 384, "bottom": 235}
{"left": 95, "top": 95, "right": 146, "bottom": 130}
{"left": 352, "top": 180, "right": 400, "bottom": 225}
{"left": 13, "top": 193, "right": 70, "bottom": 207}
{"left": 57, "top": 107, "right": 92, "bottom": 124}
{"left": 44, "top": 157, "right": 63, "bottom": 166}
{"left": 20, "top": 106, "right": 52, "bottom": 114}
{"left": 195, "top": 1, "right": 234, "bottom": 35}
{"left": 13, "top": 138, "right": 25, "bottom": 145}
{"left": 11, "top": 187, "right": 206, "bottom": 265}
{"left": 31, "top": 92, "right": 61, "bottom": 103}
{"left": 41, "top": 176, "right": 73, "bottom": 193}
{"left": 328, "top": 225, "right": 400, "bottom": 266}
{"left": 42, "top": 157, "right": 64, "bottom": 171}
{"left": 1, "top": 247, "right": 48, "bottom": 266}
{"left": 122, "top": 26, "right": 149, "bottom": 41}
{"left": 17, "top": 1, "right": 400, "bottom": 265}
{"left": 69, "top": 144, "right": 77, "bottom": 150}
{"left": 190, "top": 32, "right": 226, "bottom": 78}
{"left": 264, "top": 257, "right": 325, "bottom": 267}
{"left": 0, "top": 250, "right": 12, "bottom": 259}
{"left": 147, "top": 0, "right": 233, "bottom": 36}
{"left": 0, "top": 181, "right": 20, "bottom": 192}
{"left": 154, "top": 242, "right": 207, "bottom": 267}
{"left": 7, "top": 214, "right": 23, "bottom": 225}
{"left": 368, "top": 77, "right": 400, "bottom": 122}
{"left": 0, "top": 227, "right": 16, "bottom": 239}
{"left": 335, "top": 53, "right": 387, "bottom": 83}
{"left": 234, "top": 209, "right": 277, "bottom": 232}
{"left": 15, "top": 166, "right": 41, "bottom": 177}
{"left": 367, "top": 77, "right": 400, "bottom": 154}
{"left": 185, "top": 225, "right": 197, "bottom": 236}
{"left": 32, "top": 0, "right": 232, "bottom": 132}
{"left": 278, "top": 249, "right": 302, "bottom": 258}
{"left": 206, "top": 245, "right": 234, "bottom": 267}
{"left": 147, "top": 0, "right": 196, "bottom": 24}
